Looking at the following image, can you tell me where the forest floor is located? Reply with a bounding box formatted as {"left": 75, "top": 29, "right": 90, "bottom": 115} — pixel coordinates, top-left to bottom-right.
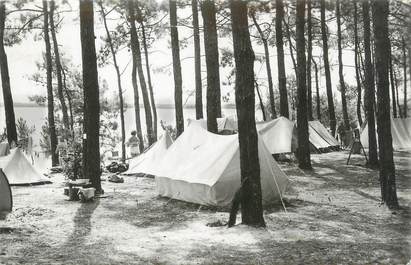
{"left": 0, "top": 150, "right": 410, "bottom": 265}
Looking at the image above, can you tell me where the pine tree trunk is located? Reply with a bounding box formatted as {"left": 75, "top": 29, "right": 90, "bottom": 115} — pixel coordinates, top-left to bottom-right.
{"left": 230, "top": 0, "right": 265, "bottom": 228}
{"left": 255, "top": 80, "right": 267, "bottom": 121}
{"left": 202, "top": 0, "right": 221, "bottom": 133}
{"left": 192, "top": 0, "right": 203, "bottom": 120}
{"left": 313, "top": 58, "right": 321, "bottom": 120}
{"left": 336, "top": 0, "right": 350, "bottom": 130}
{"left": 99, "top": 2, "right": 126, "bottom": 162}
{"left": 372, "top": 0, "right": 399, "bottom": 209}
{"left": 362, "top": 0, "right": 378, "bottom": 167}
{"left": 130, "top": 1, "right": 154, "bottom": 146}
{"left": 0, "top": 2, "right": 17, "bottom": 145}
{"left": 50, "top": 1, "right": 70, "bottom": 134}
{"left": 140, "top": 22, "right": 158, "bottom": 141}
{"left": 284, "top": 18, "right": 298, "bottom": 77}
{"left": 296, "top": 0, "right": 311, "bottom": 169}
{"left": 402, "top": 37, "right": 407, "bottom": 118}
{"left": 394, "top": 67, "right": 401, "bottom": 117}
{"left": 128, "top": 0, "right": 144, "bottom": 153}
{"left": 251, "top": 13, "right": 276, "bottom": 119}
{"left": 43, "top": 0, "right": 58, "bottom": 166}
{"left": 80, "top": 0, "right": 101, "bottom": 192}
{"left": 389, "top": 42, "right": 397, "bottom": 118}
{"left": 275, "top": 0, "right": 289, "bottom": 118}
{"left": 354, "top": 1, "right": 363, "bottom": 126}
{"left": 62, "top": 68, "right": 74, "bottom": 132}
{"left": 169, "top": 0, "right": 184, "bottom": 136}
{"left": 306, "top": 0, "right": 313, "bottom": 121}
{"left": 320, "top": 0, "right": 336, "bottom": 135}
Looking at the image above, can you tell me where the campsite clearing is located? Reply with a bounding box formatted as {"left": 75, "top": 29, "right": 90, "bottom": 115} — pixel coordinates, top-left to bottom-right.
{"left": 1, "top": 150, "right": 410, "bottom": 265}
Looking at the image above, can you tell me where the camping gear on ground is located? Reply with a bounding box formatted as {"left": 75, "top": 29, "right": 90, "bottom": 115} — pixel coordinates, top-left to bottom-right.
{"left": 152, "top": 124, "right": 289, "bottom": 207}
{"left": 64, "top": 179, "right": 95, "bottom": 202}
{"left": 108, "top": 174, "right": 124, "bottom": 183}
{"left": 123, "top": 132, "right": 173, "bottom": 176}
{"left": 360, "top": 118, "right": 411, "bottom": 151}
{"left": 0, "top": 148, "right": 51, "bottom": 186}
{"left": 50, "top": 166, "right": 63, "bottom": 174}
{"left": 0, "top": 169, "right": 12, "bottom": 219}
{"left": 106, "top": 162, "right": 129, "bottom": 173}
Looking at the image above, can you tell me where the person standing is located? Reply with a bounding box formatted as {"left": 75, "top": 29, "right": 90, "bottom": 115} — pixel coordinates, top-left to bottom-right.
{"left": 127, "top": 131, "right": 140, "bottom": 157}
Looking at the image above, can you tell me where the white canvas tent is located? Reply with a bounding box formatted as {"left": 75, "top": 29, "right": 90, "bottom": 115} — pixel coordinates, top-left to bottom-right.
{"left": 0, "top": 169, "right": 12, "bottom": 216}
{"left": 152, "top": 124, "right": 289, "bottom": 207}
{"left": 123, "top": 132, "right": 173, "bottom": 176}
{"left": 308, "top": 120, "right": 340, "bottom": 151}
{"left": 187, "top": 116, "right": 238, "bottom": 132}
{"left": 0, "top": 148, "right": 51, "bottom": 185}
{"left": 360, "top": 118, "right": 411, "bottom": 150}
{"left": 256, "top": 116, "right": 298, "bottom": 154}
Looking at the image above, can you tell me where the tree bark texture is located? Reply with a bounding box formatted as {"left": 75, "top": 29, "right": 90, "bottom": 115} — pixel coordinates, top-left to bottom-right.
{"left": 230, "top": 0, "right": 265, "bottom": 227}
{"left": 50, "top": 1, "right": 71, "bottom": 133}
{"left": 275, "top": 0, "right": 289, "bottom": 118}
{"left": 372, "top": 0, "right": 399, "bottom": 208}
{"left": 43, "top": 0, "right": 59, "bottom": 166}
{"left": 0, "top": 2, "right": 17, "bottom": 145}
{"left": 80, "top": 0, "right": 101, "bottom": 191}
{"left": 320, "top": 0, "right": 336, "bottom": 135}
{"left": 128, "top": 0, "right": 145, "bottom": 153}
{"left": 99, "top": 1, "right": 126, "bottom": 162}
{"left": 363, "top": 0, "right": 379, "bottom": 167}
{"left": 169, "top": 0, "right": 184, "bottom": 136}
{"left": 296, "top": 0, "right": 311, "bottom": 169}
{"left": 192, "top": 0, "right": 203, "bottom": 120}
{"left": 202, "top": 0, "right": 222, "bottom": 133}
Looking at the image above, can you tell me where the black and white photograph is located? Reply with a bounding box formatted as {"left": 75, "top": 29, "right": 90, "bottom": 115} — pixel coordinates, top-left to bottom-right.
{"left": 0, "top": 0, "right": 410, "bottom": 264}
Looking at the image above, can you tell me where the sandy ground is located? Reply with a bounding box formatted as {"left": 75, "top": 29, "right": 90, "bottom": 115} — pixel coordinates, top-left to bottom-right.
{"left": 0, "top": 150, "right": 410, "bottom": 265}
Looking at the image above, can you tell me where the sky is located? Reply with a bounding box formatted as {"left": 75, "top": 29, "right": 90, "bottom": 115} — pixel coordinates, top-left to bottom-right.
{"left": 1, "top": 0, "right": 359, "bottom": 107}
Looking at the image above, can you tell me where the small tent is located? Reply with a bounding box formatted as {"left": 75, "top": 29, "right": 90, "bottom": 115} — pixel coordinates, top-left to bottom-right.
{"left": 256, "top": 116, "right": 298, "bottom": 154}
{"left": 187, "top": 116, "right": 238, "bottom": 132}
{"left": 0, "top": 148, "right": 51, "bottom": 186}
{"left": 153, "top": 124, "right": 289, "bottom": 207}
{"left": 123, "top": 132, "right": 173, "bottom": 176}
{"left": 0, "top": 169, "right": 12, "bottom": 217}
{"left": 360, "top": 118, "right": 411, "bottom": 151}
{"left": 308, "top": 120, "right": 340, "bottom": 152}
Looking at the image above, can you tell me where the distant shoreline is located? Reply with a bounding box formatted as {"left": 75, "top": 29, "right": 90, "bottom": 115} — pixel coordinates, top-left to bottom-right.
{"left": 0, "top": 102, "right": 237, "bottom": 109}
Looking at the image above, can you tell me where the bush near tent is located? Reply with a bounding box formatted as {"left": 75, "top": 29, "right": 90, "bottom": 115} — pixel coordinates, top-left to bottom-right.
{"left": 152, "top": 124, "right": 289, "bottom": 207}
{"left": 0, "top": 148, "right": 51, "bottom": 186}
{"left": 0, "top": 169, "right": 12, "bottom": 219}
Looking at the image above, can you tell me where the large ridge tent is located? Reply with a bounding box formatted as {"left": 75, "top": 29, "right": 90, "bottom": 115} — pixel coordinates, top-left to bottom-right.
{"left": 0, "top": 169, "right": 12, "bottom": 217}
{"left": 360, "top": 118, "right": 411, "bottom": 151}
{"left": 152, "top": 124, "right": 289, "bottom": 207}
{"left": 256, "top": 116, "right": 298, "bottom": 154}
{"left": 123, "top": 132, "right": 173, "bottom": 176}
{"left": 308, "top": 120, "right": 340, "bottom": 152}
{"left": 0, "top": 148, "right": 51, "bottom": 186}
{"left": 187, "top": 116, "right": 238, "bottom": 132}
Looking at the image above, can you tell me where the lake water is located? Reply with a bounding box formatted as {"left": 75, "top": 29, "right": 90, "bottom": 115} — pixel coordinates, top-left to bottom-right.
{"left": 0, "top": 106, "right": 241, "bottom": 149}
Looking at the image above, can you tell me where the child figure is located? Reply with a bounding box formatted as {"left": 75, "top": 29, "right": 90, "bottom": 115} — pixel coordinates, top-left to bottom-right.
{"left": 127, "top": 131, "right": 140, "bottom": 157}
